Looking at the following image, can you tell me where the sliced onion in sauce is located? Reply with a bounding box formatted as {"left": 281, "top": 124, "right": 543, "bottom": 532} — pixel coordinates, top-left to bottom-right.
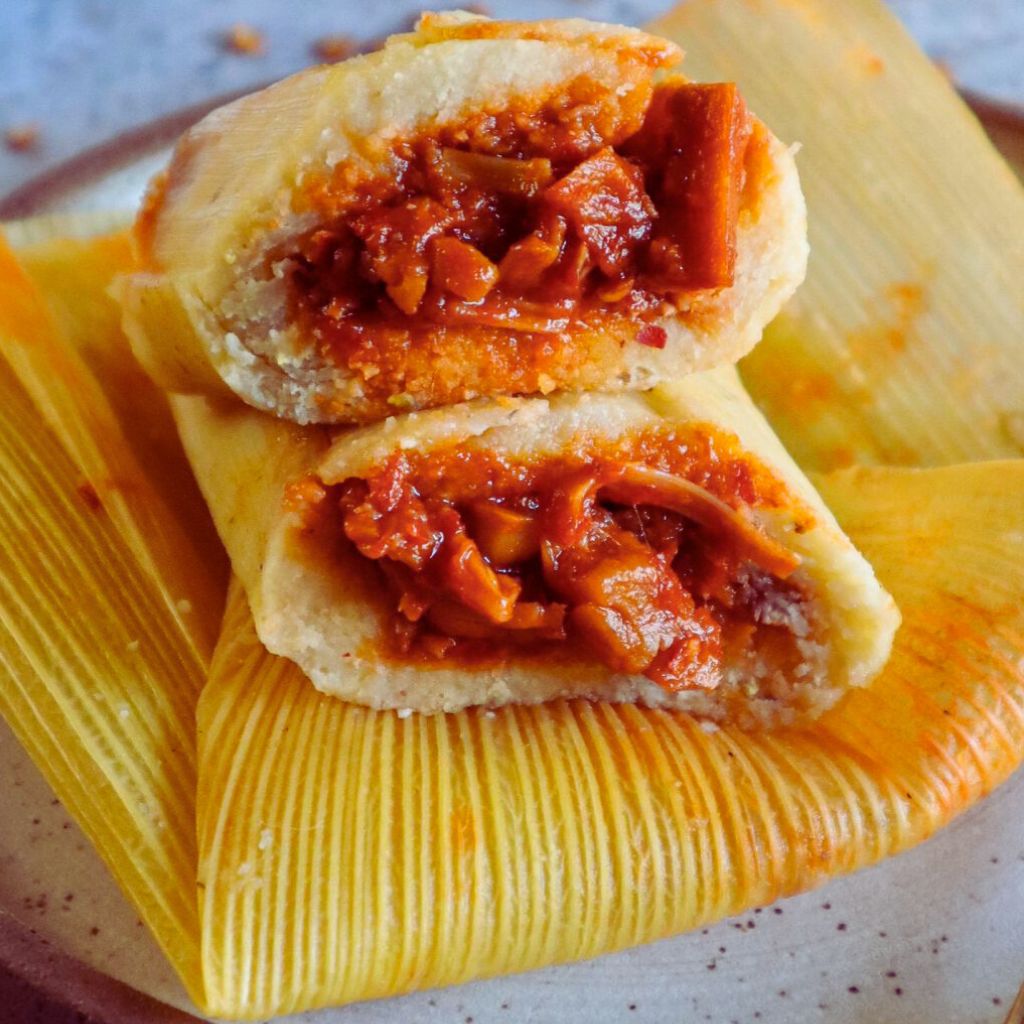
{"left": 440, "top": 148, "right": 555, "bottom": 197}
{"left": 598, "top": 464, "right": 799, "bottom": 579}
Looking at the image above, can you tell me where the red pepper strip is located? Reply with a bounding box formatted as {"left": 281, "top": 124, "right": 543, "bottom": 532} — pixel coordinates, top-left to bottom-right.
{"left": 636, "top": 324, "right": 667, "bottom": 349}
{"left": 628, "top": 82, "right": 751, "bottom": 290}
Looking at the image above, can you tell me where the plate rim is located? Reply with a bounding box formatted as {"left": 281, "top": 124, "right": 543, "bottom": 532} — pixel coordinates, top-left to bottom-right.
{"left": 0, "top": 88, "right": 253, "bottom": 221}
{"left": 0, "top": 908, "right": 203, "bottom": 1024}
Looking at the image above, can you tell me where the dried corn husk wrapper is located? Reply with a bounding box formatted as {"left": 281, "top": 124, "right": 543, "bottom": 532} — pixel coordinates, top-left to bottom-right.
{"left": 0, "top": 218, "right": 223, "bottom": 1005}
{"left": 656, "top": 0, "right": 1024, "bottom": 467}
{"left": 0, "top": 0, "right": 1022, "bottom": 1019}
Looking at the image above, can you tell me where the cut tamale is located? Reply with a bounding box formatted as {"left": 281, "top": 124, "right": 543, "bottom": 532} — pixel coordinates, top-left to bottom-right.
{"left": 174, "top": 368, "right": 897, "bottom": 721}
{"left": 116, "top": 12, "right": 807, "bottom": 425}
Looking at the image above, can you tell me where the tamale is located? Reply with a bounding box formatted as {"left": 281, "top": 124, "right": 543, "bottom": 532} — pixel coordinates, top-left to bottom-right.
{"left": 116, "top": 13, "right": 807, "bottom": 424}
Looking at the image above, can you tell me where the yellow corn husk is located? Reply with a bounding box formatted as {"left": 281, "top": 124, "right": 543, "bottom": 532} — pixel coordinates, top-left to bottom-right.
{"left": 0, "top": 224, "right": 226, "bottom": 1006}
{"left": 11, "top": 226, "right": 226, "bottom": 581}
{"left": 0, "top": 229, "right": 225, "bottom": 660}
{"left": 649, "top": 0, "right": 1024, "bottom": 470}
{"left": 2, "top": 211, "right": 131, "bottom": 246}
{"left": 195, "top": 461, "right": 1024, "bottom": 1018}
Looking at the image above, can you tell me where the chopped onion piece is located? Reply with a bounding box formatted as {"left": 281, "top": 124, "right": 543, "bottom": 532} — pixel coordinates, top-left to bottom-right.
{"left": 440, "top": 148, "right": 555, "bottom": 197}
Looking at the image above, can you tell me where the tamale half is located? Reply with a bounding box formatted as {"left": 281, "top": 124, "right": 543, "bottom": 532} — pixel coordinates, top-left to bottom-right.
{"left": 116, "top": 12, "right": 807, "bottom": 425}
{"left": 173, "top": 369, "right": 897, "bottom": 722}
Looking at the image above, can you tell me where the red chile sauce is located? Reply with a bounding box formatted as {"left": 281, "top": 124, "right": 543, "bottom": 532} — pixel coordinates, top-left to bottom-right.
{"left": 286, "top": 79, "right": 753, "bottom": 402}
{"left": 291, "top": 425, "right": 812, "bottom": 691}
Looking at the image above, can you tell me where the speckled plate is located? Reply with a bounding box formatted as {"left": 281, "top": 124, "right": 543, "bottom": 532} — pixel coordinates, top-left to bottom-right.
{"left": 1, "top": 101, "right": 1023, "bottom": 1024}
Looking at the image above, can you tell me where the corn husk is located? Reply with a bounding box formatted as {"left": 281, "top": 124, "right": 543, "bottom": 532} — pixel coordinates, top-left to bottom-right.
{"left": 0, "top": 223, "right": 222, "bottom": 1005}
{"left": 0, "top": 0, "right": 1022, "bottom": 1018}
{"left": 0, "top": 227, "right": 226, "bottom": 657}
{"left": 648, "top": 0, "right": 1024, "bottom": 469}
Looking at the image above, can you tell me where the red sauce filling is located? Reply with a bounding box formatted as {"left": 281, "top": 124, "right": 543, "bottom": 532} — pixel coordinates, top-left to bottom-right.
{"left": 315, "top": 428, "right": 808, "bottom": 690}
{"left": 287, "top": 79, "right": 752, "bottom": 404}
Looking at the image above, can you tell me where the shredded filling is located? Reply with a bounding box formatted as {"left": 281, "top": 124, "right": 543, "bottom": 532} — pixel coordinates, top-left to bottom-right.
{"left": 319, "top": 429, "right": 812, "bottom": 692}
{"left": 287, "top": 80, "right": 752, "bottom": 377}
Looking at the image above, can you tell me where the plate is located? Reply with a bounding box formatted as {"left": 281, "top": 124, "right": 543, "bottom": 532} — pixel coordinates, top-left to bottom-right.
{"left": 1, "top": 99, "right": 1023, "bottom": 1024}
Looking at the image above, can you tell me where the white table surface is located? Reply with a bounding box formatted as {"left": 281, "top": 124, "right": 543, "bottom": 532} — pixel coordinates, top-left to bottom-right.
{"left": 1, "top": 0, "right": 1023, "bottom": 199}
